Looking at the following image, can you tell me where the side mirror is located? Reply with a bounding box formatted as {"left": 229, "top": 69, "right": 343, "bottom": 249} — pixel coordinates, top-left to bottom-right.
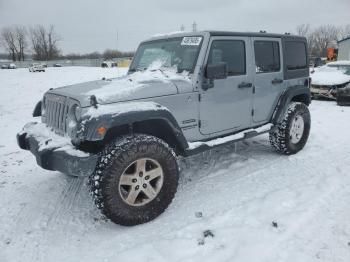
{"left": 206, "top": 62, "right": 228, "bottom": 80}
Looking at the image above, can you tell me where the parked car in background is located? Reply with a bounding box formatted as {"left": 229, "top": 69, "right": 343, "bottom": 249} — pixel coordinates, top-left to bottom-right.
{"left": 53, "top": 63, "right": 62, "bottom": 67}
{"left": 1, "top": 64, "right": 9, "bottom": 69}
{"left": 9, "top": 63, "right": 16, "bottom": 69}
{"left": 309, "top": 56, "right": 325, "bottom": 68}
{"left": 101, "top": 60, "right": 118, "bottom": 68}
{"left": 310, "top": 61, "right": 350, "bottom": 99}
{"left": 29, "top": 63, "right": 45, "bottom": 72}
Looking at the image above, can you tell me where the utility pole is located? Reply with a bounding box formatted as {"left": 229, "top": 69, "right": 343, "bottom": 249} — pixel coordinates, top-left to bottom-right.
{"left": 192, "top": 22, "right": 197, "bottom": 32}
{"left": 116, "top": 29, "right": 119, "bottom": 51}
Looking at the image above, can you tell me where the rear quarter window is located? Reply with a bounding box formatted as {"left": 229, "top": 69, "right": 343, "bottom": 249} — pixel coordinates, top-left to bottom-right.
{"left": 285, "top": 41, "right": 307, "bottom": 70}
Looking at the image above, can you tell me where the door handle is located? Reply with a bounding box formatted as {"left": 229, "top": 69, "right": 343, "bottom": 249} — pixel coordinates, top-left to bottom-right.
{"left": 238, "top": 82, "right": 253, "bottom": 88}
{"left": 271, "top": 78, "right": 283, "bottom": 85}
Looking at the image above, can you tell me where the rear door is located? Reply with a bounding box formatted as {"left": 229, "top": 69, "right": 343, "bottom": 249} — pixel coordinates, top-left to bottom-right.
{"left": 199, "top": 36, "right": 253, "bottom": 135}
{"left": 252, "top": 37, "right": 284, "bottom": 123}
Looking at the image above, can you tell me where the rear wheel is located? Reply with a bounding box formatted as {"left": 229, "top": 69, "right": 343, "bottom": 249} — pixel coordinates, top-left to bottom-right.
{"left": 89, "top": 134, "right": 179, "bottom": 226}
{"left": 269, "top": 102, "right": 311, "bottom": 155}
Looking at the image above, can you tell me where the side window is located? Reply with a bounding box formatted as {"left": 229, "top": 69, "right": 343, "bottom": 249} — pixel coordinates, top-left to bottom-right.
{"left": 285, "top": 41, "right": 307, "bottom": 70}
{"left": 207, "top": 40, "right": 246, "bottom": 76}
{"left": 254, "top": 41, "right": 280, "bottom": 73}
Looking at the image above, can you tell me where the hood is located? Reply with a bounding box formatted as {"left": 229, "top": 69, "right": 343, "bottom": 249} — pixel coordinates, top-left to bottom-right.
{"left": 47, "top": 69, "right": 193, "bottom": 107}
{"left": 311, "top": 66, "right": 350, "bottom": 86}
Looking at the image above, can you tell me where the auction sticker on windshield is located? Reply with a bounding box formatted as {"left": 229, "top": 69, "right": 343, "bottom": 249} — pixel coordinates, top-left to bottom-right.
{"left": 181, "top": 37, "right": 202, "bottom": 46}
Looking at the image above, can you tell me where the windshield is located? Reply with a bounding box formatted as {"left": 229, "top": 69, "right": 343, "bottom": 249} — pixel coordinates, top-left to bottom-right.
{"left": 130, "top": 36, "right": 203, "bottom": 73}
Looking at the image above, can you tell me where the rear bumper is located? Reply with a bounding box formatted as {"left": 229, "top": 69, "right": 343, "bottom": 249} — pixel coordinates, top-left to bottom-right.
{"left": 17, "top": 122, "right": 98, "bottom": 177}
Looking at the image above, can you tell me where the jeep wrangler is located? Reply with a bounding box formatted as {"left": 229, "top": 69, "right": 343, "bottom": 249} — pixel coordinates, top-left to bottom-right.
{"left": 17, "top": 31, "right": 311, "bottom": 226}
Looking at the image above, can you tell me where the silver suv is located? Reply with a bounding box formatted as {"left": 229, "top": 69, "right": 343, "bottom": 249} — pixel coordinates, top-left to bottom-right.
{"left": 17, "top": 31, "right": 311, "bottom": 226}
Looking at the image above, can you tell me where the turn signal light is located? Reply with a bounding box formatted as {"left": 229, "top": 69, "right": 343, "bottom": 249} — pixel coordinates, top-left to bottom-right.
{"left": 97, "top": 126, "right": 107, "bottom": 136}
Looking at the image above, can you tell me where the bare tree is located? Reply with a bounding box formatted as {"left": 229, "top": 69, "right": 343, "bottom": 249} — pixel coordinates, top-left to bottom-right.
{"left": 312, "top": 25, "right": 340, "bottom": 57}
{"left": 296, "top": 24, "right": 343, "bottom": 57}
{"left": 339, "top": 24, "right": 350, "bottom": 40}
{"left": 295, "top": 24, "right": 314, "bottom": 55}
{"left": 15, "top": 26, "right": 27, "bottom": 61}
{"left": 29, "top": 25, "right": 61, "bottom": 60}
{"left": 296, "top": 24, "right": 311, "bottom": 37}
{"left": 0, "top": 27, "right": 18, "bottom": 61}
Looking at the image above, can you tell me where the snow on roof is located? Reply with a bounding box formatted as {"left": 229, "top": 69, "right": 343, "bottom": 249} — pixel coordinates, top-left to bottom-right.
{"left": 152, "top": 31, "right": 189, "bottom": 38}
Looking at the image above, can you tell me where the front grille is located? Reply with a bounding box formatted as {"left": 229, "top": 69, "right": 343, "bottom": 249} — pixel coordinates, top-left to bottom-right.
{"left": 44, "top": 94, "right": 70, "bottom": 135}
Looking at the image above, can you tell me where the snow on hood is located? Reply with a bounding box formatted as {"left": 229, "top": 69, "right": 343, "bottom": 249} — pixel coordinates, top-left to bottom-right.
{"left": 83, "top": 101, "right": 167, "bottom": 119}
{"left": 311, "top": 66, "right": 350, "bottom": 86}
{"left": 48, "top": 64, "right": 192, "bottom": 107}
{"left": 86, "top": 65, "right": 191, "bottom": 104}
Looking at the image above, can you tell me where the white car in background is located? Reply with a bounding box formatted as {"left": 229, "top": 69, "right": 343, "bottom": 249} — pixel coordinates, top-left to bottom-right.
{"left": 29, "top": 63, "right": 45, "bottom": 72}
{"left": 9, "top": 63, "right": 16, "bottom": 69}
{"left": 310, "top": 61, "right": 350, "bottom": 99}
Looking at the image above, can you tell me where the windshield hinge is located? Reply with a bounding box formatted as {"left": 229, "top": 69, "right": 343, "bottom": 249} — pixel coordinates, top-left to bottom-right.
{"left": 251, "top": 109, "right": 255, "bottom": 116}
{"left": 198, "top": 120, "right": 202, "bottom": 128}
{"left": 198, "top": 93, "right": 201, "bottom": 102}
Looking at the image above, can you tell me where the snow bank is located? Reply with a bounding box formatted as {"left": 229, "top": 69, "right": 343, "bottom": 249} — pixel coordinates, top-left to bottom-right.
{"left": 311, "top": 66, "right": 350, "bottom": 85}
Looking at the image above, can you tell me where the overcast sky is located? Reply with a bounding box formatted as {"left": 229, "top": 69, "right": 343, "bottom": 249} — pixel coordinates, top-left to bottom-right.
{"left": 0, "top": 0, "right": 349, "bottom": 54}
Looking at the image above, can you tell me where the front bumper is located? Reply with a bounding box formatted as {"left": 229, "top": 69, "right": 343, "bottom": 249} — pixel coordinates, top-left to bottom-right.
{"left": 17, "top": 122, "right": 98, "bottom": 177}
{"left": 310, "top": 86, "right": 337, "bottom": 99}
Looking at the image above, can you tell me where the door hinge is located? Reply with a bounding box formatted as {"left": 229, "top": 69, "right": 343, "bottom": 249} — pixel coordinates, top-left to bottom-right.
{"left": 252, "top": 85, "right": 255, "bottom": 94}
{"left": 198, "top": 93, "right": 201, "bottom": 102}
{"left": 198, "top": 120, "right": 202, "bottom": 128}
{"left": 251, "top": 109, "right": 254, "bottom": 116}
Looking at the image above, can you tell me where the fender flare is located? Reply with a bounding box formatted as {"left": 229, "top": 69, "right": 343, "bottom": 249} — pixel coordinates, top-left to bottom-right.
{"left": 80, "top": 103, "right": 189, "bottom": 150}
{"left": 271, "top": 85, "right": 311, "bottom": 124}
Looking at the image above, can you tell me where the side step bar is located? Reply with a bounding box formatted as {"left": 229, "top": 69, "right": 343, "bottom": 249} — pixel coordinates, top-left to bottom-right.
{"left": 184, "top": 124, "right": 275, "bottom": 156}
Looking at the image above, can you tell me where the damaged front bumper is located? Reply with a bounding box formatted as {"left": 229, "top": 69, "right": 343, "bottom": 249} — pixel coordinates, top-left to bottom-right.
{"left": 310, "top": 86, "right": 337, "bottom": 100}
{"left": 17, "top": 122, "right": 98, "bottom": 177}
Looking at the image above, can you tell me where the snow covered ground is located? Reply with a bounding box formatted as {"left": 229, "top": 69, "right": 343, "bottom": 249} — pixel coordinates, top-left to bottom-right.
{"left": 1, "top": 67, "right": 350, "bottom": 262}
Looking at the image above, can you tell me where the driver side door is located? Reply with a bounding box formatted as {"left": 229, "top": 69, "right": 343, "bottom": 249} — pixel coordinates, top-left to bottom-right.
{"left": 199, "top": 36, "right": 253, "bottom": 135}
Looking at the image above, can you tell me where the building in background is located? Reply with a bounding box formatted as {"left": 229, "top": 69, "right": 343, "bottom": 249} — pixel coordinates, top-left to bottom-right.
{"left": 338, "top": 37, "right": 350, "bottom": 61}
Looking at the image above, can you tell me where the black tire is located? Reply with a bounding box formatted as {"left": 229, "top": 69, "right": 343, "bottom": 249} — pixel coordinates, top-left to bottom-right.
{"left": 89, "top": 134, "right": 179, "bottom": 226}
{"left": 269, "top": 102, "right": 311, "bottom": 155}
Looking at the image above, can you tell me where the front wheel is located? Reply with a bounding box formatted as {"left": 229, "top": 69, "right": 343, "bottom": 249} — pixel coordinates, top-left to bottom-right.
{"left": 269, "top": 102, "right": 311, "bottom": 155}
{"left": 89, "top": 134, "right": 179, "bottom": 226}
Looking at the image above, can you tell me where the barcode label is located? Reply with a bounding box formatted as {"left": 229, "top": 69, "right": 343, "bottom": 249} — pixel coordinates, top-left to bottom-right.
{"left": 181, "top": 37, "right": 202, "bottom": 46}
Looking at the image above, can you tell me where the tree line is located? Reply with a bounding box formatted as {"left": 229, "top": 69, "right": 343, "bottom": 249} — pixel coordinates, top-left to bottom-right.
{"left": 0, "top": 25, "right": 61, "bottom": 61}
{"left": 0, "top": 25, "right": 134, "bottom": 62}
{"left": 295, "top": 24, "right": 350, "bottom": 57}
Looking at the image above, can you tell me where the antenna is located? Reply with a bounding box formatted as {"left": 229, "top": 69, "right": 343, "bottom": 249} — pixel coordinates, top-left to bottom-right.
{"left": 192, "top": 22, "right": 197, "bottom": 32}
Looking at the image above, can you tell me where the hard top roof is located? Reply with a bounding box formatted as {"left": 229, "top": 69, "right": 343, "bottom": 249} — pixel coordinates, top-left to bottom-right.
{"left": 145, "top": 30, "right": 305, "bottom": 42}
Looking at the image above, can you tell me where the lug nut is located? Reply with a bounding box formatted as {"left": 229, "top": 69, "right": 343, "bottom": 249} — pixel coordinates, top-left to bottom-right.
{"left": 135, "top": 185, "right": 139, "bottom": 190}
{"left": 143, "top": 184, "right": 147, "bottom": 188}
{"left": 145, "top": 175, "right": 149, "bottom": 180}
{"left": 132, "top": 178, "right": 137, "bottom": 183}
{"left": 139, "top": 172, "right": 143, "bottom": 177}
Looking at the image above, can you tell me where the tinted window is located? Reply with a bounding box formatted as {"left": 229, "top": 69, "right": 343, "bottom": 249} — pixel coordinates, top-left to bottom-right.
{"left": 254, "top": 41, "right": 280, "bottom": 73}
{"left": 285, "top": 42, "right": 308, "bottom": 70}
{"left": 207, "top": 40, "right": 246, "bottom": 76}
